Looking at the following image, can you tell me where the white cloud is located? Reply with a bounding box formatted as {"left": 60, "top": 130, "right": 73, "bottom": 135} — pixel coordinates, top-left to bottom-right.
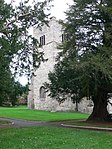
{"left": 5, "top": 0, "right": 73, "bottom": 19}
{"left": 50, "top": 0, "right": 73, "bottom": 19}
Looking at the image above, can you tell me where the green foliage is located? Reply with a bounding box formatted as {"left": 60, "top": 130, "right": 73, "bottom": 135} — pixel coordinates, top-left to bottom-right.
{"left": 0, "top": 73, "right": 28, "bottom": 106}
{"left": 0, "top": 0, "right": 52, "bottom": 104}
{"left": 0, "top": 69, "right": 12, "bottom": 105}
{"left": 0, "top": 0, "right": 51, "bottom": 76}
{"left": 7, "top": 81, "right": 28, "bottom": 106}
{"left": 0, "top": 126, "right": 112, "bottom": 149}
{"left": 46, "top": 58, "right": 82, "bottom": 103}
{"left": 46, "top": 0, "right": 112, "bottom": 121}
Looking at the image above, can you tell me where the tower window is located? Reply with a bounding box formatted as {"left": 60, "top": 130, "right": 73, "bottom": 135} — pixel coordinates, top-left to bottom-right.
{"left": 62, "top": 34, "right": 64, "bottom": 42}
{"left": 62, "top": 34, "right": 69, "bottom": 42}
{"left": 40, "top": 35, "right": 45, "bottom": 46}
{"left": 39, "top": 86, "right": 46, "bottom": 98}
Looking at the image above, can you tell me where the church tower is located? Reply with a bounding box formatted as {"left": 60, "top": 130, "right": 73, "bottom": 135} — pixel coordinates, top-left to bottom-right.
{"left": 28, "top": 17, "right": 77, "bottom": 111}
{"left": 28, "top": 17, "right": 95, "bottom": 113}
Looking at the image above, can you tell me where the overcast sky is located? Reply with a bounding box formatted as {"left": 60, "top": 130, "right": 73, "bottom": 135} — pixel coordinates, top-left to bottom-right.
{"left": 5, "top": 0, "right": 73, "bottom": 19}
{"left": 50, "top": 0, "right": 73, "bottom": 19}
{"left": 5, "top": 0, "right": 73, "bottom": 85}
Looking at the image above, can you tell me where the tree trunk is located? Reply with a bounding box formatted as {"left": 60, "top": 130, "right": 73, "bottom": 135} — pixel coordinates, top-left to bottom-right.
{"left": 87, "top": 90, "right": 111, "bottom": 122}
{"left": 75, "top": 100, "right": 78, "bottom": 112}
{"left": 0, "top": 100, "right": 2, "bottom": 106}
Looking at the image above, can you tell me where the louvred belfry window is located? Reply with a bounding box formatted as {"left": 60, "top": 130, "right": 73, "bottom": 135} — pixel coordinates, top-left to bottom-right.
{"left": 39, "top": 35, "right": 45, "bottom": 46}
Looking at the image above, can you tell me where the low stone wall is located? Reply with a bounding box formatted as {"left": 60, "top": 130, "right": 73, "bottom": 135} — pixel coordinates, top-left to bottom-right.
{"left": 34, "top": 97, "right": 76, "bottom": 112}
{"left": 28, "top": 95, "right": 94, "bottom": 113}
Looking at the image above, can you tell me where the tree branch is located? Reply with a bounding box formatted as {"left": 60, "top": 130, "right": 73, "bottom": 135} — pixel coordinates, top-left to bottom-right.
{"left": 0, "top": 12, "right": 32, "bottom": 33}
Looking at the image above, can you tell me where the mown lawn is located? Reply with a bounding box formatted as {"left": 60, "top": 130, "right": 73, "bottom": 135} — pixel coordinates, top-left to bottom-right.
{"left": 0, "top": 106, "right": 111, "bottom": 149}
{"left": 0, "top": 106, "right": 89, "bottom": 121}
{"left": 0, "top": 126, "right": 112, "bottom": 149}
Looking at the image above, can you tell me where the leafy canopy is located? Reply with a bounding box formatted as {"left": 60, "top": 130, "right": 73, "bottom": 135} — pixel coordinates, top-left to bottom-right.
{"left": 0, "top": 0, "right": 52, "bottom": 104}
{"left": 46, "top": 0, "right": 112, "bottom": 103}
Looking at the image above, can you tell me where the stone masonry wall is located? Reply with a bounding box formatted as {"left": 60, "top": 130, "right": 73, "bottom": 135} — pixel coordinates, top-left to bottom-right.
{"left": 28, "top": 17, "right": 112, "bottom": 114}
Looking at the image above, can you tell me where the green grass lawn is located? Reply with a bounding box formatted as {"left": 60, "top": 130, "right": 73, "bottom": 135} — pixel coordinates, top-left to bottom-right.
{"left": 0, "top": 106, "right": 89, "bottom": 121}
{"left": 0, "top": 126, "right": 112, "bottom": 149}
{"left": 0, "top": 106, "right": 111, "bottom": 149}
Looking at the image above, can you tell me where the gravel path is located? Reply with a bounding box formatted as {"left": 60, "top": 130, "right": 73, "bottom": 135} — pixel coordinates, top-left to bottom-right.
{"left": 0, "top": 117, "right": 64, "bottom": 129}
{"left": 0, "top": 117, "right": 112, "bottom": 132}
{"left": 0, "top": 117, "right": 54, "bottom": 127}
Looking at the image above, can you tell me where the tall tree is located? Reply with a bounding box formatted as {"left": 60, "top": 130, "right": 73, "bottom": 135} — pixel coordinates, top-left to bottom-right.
{"left": 0, "top": 0, "right": 52, "bottom": 104}
{"left": 46, "top": 0, "right": 112, "bottom": 121}
{"left": 0, "top": 0, "right": 52, "bottom": 77}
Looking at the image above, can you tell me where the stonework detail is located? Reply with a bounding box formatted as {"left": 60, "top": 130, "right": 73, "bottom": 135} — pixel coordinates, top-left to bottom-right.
{"left": 28, "top": 17, "right": 111, "bottom": 114}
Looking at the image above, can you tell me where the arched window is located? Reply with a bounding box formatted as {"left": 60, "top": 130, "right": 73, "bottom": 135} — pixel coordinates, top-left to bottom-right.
{"left": 39, "top": 86, "right": 46, "bottom": 98}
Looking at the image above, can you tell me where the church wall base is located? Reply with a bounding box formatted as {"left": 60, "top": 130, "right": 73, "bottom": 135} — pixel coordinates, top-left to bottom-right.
{"left": 28, "top": 97, "right": 94, "bottom": 114}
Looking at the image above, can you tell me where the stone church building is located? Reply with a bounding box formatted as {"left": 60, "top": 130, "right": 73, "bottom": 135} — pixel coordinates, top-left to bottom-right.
{"left": 28, "top": 17, "right": 112, "bottom": 113}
